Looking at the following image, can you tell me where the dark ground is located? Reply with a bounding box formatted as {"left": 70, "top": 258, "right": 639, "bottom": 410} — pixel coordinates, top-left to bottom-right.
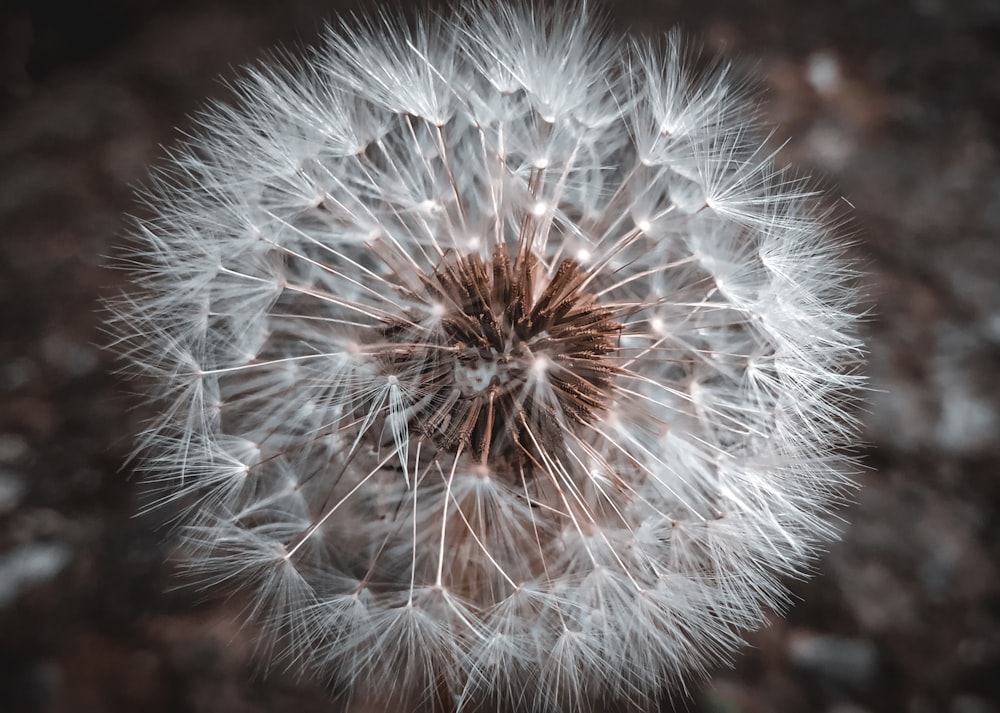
{"left": 1, "top": 1, "right": 999, "bottom": 712}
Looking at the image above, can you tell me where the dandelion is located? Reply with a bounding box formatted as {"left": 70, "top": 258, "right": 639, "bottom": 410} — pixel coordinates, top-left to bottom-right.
{"left": 109, "top": 2, "right": 865, "bottom": 711}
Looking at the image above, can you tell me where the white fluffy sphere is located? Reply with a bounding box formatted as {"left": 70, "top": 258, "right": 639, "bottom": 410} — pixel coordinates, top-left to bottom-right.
{"left": 110, "top": 3, "right": 865, "bottom": 711}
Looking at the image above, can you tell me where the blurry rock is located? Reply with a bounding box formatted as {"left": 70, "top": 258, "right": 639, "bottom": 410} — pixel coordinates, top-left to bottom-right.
{"left": 951, "top": 695, "right": 999, "bottom": 713}
{"left": 931, "top": 325, "right": 999, "bottom": 456}
{"left": 0, "top": 541, "right": 72, "bottom": 609}
{"left": 788, "top": 631, "right": 879, "bottom": 691}
{"left": 42, "top": 333, "right": 99, "bottom": 378}
{"left": 806, "top": 51, "right": 842, "bottom": 96}
{"left": 0, "top": 432, "right": 28, "bottom": 463}
{"left": 828, "top": 704, "right": 873, "bottom": 713}
{"left": 0, "top": 467, "right": 25, "bottom": 514}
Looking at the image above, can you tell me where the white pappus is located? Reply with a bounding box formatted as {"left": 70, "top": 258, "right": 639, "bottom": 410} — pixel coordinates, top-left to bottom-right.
{"left": 108, "top": 2, "right": 866, "bottom": 712}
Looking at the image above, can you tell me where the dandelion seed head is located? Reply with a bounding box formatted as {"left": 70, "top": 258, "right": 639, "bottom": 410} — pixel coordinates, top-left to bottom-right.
{"left": 109, "top": 2, "right": 865, "bottom": 711}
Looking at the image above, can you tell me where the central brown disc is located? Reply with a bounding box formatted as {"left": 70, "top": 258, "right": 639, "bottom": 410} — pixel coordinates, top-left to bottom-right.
{"left": 379, "top": 242, "right": 620, "bottom": 468}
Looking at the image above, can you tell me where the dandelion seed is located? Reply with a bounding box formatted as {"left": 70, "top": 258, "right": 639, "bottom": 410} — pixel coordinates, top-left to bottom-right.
{"left": 109, "top": 3, "right": 865, "bottom": 712}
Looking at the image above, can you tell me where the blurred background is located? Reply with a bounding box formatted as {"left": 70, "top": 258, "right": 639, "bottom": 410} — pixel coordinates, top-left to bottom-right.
{"left": 1, "top": 1, "right": 999, "bottom": 711}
